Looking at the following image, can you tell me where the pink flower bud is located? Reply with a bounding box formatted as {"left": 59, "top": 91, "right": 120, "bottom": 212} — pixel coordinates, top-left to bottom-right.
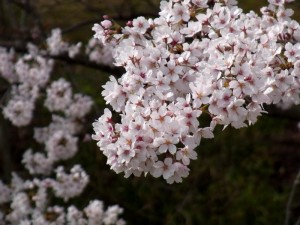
{"left": 126, "top": 21, "right": 133, "bottom": 27}
{"left": 101, "top": 20, "right": 112, "bottom": 28}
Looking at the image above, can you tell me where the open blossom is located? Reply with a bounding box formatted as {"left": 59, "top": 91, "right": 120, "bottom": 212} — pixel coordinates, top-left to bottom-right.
{"left": 176, "top": 147, "right": 197, "bottom": 166}
{"left": 3, "top": 99, "right": 34, "bottom": 127}
{"left": 34, "top": 115, "right": 82, "bottom": 144}
{"left": 22, "top": 149, "right": 53, "bottom": 175}
{"left": 16, "top": 55, "right": 53, "bottom": 88}
{"left": 151, "top": 158, "right": 175, "bottom": 180}
{"left": 46, "top": 130, "right": 78, "bottom": 162}
{"left": 86, "top": 38, "right": 114, "bottom": 66}
{"left": 153, "top": 134, "right": 179, "bottom": 154}
{"left": 0, "top": 181, "right": 11, "bottom": 204}
{"left": 102, "top": 76, "right": 126, "bottom": 112}
{"left": 47, "top": 28, "right": 81, "bottom": 58}
{"left": 47, "top": 29, "right": 68, "bottom": 55}
{"left": 103, "top": 205, "right": 125, "bottom": 225}
{"left": 0, "top": 48, "right": 17, "bottom": 83}
{"left": 66, "top": 94, "right": 93, "bottom": 118}
{"left": 50, "top": 165, "right": 89, "bottom": 202}
{"left": 284, "top": 43, "right": 300, "bottom": 63}
{"left": 167, "top": 162, "right": 190, "bottom": 184}
{"left": 84, "top": 200, "right": 104, "bottom": 224}
{"left": 45, "top": 78, "right": 72, "bottom": 112}
{"left": 7, "top": 192, "right": 31, "bottom": 223}
{"left": 92, "top": 0, "right": 299, "bottom": 183}
{"left": 132, "top": 17, "right": 150, "bottom": 34}
{"left": 67, "top": 206, "right": 86, "bottom": 225}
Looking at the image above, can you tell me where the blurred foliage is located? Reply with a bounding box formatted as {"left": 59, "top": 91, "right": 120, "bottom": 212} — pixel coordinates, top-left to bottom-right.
{"left": 1, "top": 0, "right": 300, "bottom": 225}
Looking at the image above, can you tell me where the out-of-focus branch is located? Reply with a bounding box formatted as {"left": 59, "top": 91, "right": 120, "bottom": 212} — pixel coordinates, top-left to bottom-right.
{"left": 62, "top": 19, "right": 100, "bottom": 34}
{"left": 0, "top": 41, "right": 123, "bottom": 75}
{"left": 266, "top": 105, "right": 300, "bottom": 122}
{"left": 50, "top": 54, "right": 123, "bottom": 75}
{"left": 61, "top": 12, "right": 159, "bottom": 34}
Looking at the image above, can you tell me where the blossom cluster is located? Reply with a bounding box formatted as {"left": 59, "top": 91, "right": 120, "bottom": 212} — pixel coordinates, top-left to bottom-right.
{"left": 0, "top": 169, "right": 125, "bottom": 225}
{"left": 1, "top": 48, "right": 53, "bottom": 126}
{"left": 47, "top": 28, "right": 82, "bottom": 58}
{"left": 92, "top": 0, "right": 300, "bottom": 183}
{"left": 0, "top": 28, "right": 125, "bottom": 223}
{"left": 0, "top": 43, "right": 93, "bottom": 173}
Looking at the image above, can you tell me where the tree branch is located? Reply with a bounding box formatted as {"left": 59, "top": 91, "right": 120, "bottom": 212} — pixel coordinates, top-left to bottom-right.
{"left": 0, "top": 41, "right": 123, "bottom": 75}
{"left": 61, "top": 12, "right": 159, "bottom": 34}
{"left": 49, "top": 54, "right": 123, "bottom": 75}
{"left": 265, "top": 105, "right": 300, "bottom": 123}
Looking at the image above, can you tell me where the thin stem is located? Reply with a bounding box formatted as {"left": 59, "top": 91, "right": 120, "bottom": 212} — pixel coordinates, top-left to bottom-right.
{"left": 285, "top": 170, "right": 300, "bottom": 225}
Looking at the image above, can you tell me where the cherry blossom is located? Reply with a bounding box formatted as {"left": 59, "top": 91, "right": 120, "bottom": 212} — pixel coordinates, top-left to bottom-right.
{"left": 0, "top": 25, "right": 125, "bottom": 224}
{"left": 92, "top": 0, "right": 300, "bottom": 183}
